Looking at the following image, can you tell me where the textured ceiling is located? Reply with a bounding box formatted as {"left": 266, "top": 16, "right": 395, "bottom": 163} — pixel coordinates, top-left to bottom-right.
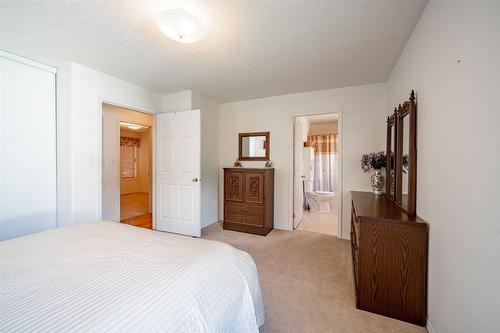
{"left": 0, "top": 0, "right": 427, "bottom": 102}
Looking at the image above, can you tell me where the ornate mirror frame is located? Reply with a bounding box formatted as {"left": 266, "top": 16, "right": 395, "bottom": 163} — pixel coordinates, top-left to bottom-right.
{"left": 238, "top": 131, "right": 270, "bottom": 161}
{"left": 385, "top": 110, "right": 398, "bottom": 200}
{"left": 395, "top": 90, "right": 417, "bottom": 215}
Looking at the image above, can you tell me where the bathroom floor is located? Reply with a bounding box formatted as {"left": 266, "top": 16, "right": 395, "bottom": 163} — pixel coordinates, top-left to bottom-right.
{"left": 296, "top": 200, "right": 338, "bottom": 236}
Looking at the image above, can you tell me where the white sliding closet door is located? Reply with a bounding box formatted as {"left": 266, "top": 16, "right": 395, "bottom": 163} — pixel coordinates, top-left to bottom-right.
{"left": 0, "top": 54, "right": 57, "bottom": 240}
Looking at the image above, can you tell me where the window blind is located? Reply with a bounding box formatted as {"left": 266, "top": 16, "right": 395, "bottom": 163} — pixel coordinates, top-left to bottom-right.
{"left": 121, "top": 145, "right": 136, "bottom": 179}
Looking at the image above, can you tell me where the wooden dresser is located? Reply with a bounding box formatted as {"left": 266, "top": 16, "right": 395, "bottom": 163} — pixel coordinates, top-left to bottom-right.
{"left": 223, "top": 168, "right": 274, "bottom": 236}
{"left": 351, "top": 191, "right": 428, "bottom": 326}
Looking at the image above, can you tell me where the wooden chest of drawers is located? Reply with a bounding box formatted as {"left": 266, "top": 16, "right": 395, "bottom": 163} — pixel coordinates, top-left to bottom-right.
{"left": 351, "top": 191, "right": 428, "bottom": 326}
{"left": 223, "top": 168, "right": 274, "bottom": 236}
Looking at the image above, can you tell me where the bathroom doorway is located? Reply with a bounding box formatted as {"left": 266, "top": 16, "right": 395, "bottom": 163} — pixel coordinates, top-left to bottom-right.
{"left": 292, "top": 113, "right": 341, "bottom": 236}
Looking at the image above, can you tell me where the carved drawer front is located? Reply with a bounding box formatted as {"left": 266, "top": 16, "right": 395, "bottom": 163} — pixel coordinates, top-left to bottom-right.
{"left": 244, "top": 173, "right": 264, "bottom": 203}
{"left": 225, "top": 171, "right": 244, "bottom": 201}
{"left": 226, "top": 202, "right": 264, "bottom": 217}
{"left": 225, "top": 213, "right": 263, "bottom": 226}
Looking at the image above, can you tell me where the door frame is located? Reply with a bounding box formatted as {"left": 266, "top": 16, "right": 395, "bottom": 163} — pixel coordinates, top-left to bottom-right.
{"left": 99, "top": 100, "right": 156, "bottom": 229}
{"left": 289, "top": 109, "right": 343, "bottom": 238}
{"left": 293, "top": 117, "right": 305, "bottom": 229}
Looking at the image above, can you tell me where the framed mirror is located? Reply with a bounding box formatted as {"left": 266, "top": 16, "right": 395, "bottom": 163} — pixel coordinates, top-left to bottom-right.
{"left": 239, "top": 132, "right": 270, "bottom": 161}
{"left": 395, "top": 91, "right": 417, "bottom": 214}
{"left": 385, "top": 110, "right": 398, "bottom": 200}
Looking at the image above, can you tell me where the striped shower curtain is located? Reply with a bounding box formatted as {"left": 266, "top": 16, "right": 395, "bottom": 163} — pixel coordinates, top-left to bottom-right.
{"left": 307, "top": 134, "right": 338, "bottom": 193}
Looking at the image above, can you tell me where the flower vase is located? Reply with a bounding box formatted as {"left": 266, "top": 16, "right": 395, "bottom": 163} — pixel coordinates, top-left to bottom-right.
{"left": 370, "top": 169, "right": 384, "bottom": 195}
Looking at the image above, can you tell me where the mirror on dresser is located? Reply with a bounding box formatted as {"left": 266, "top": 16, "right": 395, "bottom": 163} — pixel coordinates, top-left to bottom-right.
{"left": 239, "top": 132, "right": 270, "bottom": 161}
{"left": 395, "top": 90, "right": 417, "bottom": 214}
{"left": 385, "top": 110, "right": 398, "bottom": 200}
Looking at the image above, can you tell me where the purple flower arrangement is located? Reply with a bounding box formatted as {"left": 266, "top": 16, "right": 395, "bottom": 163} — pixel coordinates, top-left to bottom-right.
{"left": 402, "top": 154, "right": 409, "bottom": 172}
{"left": 361, "top": 151, "right": 409, "bottom": 173}
{"left": 361, "top": 151, "right": 386, "bottom": 172}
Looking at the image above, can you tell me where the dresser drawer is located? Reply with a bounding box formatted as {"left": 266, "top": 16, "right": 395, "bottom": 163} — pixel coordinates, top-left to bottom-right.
{"left": 225, "top": 202, "right": 264, "bottom": 217}
{"left": 225, "top": 213, "right": 263, "bottom": 226}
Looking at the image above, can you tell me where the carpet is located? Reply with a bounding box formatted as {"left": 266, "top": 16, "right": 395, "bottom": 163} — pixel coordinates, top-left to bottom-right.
{"left": 202, "top": 222, "right": 427, "bottom": 333}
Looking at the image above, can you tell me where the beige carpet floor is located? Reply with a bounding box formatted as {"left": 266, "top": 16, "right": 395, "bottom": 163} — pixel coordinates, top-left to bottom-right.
{"left": 202, "top": 223, "right": 427, "bottom": 333}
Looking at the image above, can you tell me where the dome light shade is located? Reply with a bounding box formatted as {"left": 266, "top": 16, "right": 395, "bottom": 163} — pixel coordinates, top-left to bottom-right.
{"left": 156, "top": 8, "right": 205, "bottom": 44}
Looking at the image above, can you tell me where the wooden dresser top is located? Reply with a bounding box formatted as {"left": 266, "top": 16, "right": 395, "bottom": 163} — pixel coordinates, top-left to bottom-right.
{"left": 223, "top": 168, "right": 274, "bottom": 171}
{"left": 351, "top": 191, "right": 426, "bottom": 224}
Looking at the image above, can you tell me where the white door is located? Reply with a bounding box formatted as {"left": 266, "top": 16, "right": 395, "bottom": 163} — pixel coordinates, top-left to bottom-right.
{"left": 155, "top": 110, "right": 201, "bottom": 237}
{"left": 293, "top": 118, "right": 305, "bottom": 228}
{"left": 0, "top": 54, "right": 57, "bottom": 240}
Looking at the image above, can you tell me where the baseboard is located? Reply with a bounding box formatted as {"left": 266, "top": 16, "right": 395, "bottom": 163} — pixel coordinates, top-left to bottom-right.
{"left": 203, "top": 220, "right": 222, "bottom": 228}
{"left": 427, "top": 318, "right": 436, "bottom": 333}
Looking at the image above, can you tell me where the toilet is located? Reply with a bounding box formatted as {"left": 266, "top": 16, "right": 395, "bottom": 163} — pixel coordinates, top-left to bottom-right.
{"left": 306, "top": 191, "right": 336, "bottom": 213}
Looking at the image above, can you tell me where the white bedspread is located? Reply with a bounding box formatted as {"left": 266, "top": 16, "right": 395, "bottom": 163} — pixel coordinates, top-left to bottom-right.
{"left": 0, "top": 222, "right": 265, "bottom": 332}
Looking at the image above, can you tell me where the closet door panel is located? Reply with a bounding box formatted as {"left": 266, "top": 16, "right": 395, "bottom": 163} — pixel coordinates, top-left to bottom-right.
{"left": 0, "top": 56, "right": 57, "bottom": 240}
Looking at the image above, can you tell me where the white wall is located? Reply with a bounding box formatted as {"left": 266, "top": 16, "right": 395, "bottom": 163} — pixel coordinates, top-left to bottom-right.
{"left": 192, "top": 92, "right": 221, "bottom": 228}
{"left": 162, "top": 90, "right": 192, "bottom": 112}
{"left": 71, "top": 63, "right": 161, "bottom": 224}
{"left": 219, "top": 83, "right": 387, "bottom": 238}
{"left": 55, "top": 62, "right": 73, "bottom": 228}
{"left": 386, "top": 1, "right": 500, "bottom": 332}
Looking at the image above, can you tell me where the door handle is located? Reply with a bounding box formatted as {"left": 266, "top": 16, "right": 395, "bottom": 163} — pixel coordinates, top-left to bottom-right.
{"left": 192, "top": 177, "right": 199, "bottom": 182}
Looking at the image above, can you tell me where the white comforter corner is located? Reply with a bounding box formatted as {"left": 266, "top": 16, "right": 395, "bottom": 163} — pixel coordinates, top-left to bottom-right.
{"left": 0, "top": 222, "right": 265, "bottom": 332}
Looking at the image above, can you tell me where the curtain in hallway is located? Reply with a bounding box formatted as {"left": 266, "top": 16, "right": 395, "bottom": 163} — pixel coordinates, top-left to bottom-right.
{"left": 120, "top": 136, "right": 141, "bottom": 147}
{"left": 307, "top": 134, "right": 338, "bottom": 193}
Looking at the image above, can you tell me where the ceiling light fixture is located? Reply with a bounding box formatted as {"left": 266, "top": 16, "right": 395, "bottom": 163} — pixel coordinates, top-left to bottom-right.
{"left": 120, "top": 122, "right": 148, "bottom": 130}
{"left": 156, "top": 8, "right": 205, "bottom": 44}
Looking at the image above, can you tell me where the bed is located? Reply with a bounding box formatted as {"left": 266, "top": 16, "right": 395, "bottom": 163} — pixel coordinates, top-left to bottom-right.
{"left": 0, "top": 222, "right": 265, "bottom": 332}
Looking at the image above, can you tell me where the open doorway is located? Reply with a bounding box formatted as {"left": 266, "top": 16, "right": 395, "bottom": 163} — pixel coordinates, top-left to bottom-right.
{"left": 102, "top": 103, "right": 153, "bottom": 229}
{"left": 293, "top": 113, "right": 341, "bottom": 236}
